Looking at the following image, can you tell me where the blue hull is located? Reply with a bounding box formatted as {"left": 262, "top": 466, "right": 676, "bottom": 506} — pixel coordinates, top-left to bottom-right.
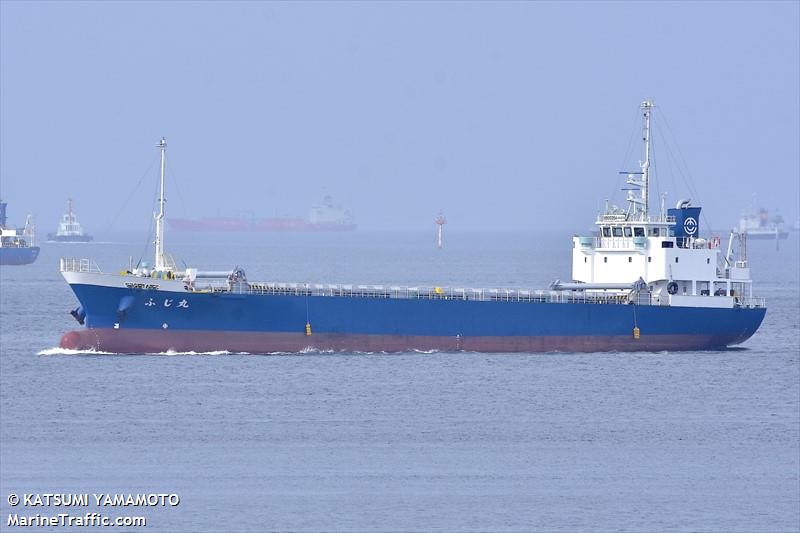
{"left": 60, "top": 283, "right": 766, "bottom": 353}
{"left": 0, "top": 246, "right": 40, "bottom": 265}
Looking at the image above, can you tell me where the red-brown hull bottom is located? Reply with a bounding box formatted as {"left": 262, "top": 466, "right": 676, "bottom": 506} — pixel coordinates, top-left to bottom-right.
{"left": 59, "top": 328, "right": 734, "bottom": 353}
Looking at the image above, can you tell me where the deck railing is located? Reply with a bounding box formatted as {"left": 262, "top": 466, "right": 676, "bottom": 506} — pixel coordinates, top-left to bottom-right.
{"left": 590, "top": 236, "right": 722, "bottom": 250}
{"left": 737, "top": 296, "right": 766, "bottom": 309}
{"left": 60, "top": 257, "right": 766, "bottom": 308}
{"left": 188, "top": 279, "right": 638, "bottom": 305}
{"left": 185, "top": 280, "right": 767, "bottom": 308}
{"left": 60, "top": 257, "right": 102, "bottom": 273}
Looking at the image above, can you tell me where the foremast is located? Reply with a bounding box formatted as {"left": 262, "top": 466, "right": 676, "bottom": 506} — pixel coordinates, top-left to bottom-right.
{"left": 154, "top": 137, "right": 172, "bottom": 272}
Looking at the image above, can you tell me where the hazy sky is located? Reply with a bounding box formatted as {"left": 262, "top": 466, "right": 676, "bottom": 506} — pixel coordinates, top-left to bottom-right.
{"left": 1, "top": 1, "right": 798, "bottom": 233}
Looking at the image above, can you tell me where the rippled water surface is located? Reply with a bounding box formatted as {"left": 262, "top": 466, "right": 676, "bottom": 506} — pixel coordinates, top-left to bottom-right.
{"left": 1, "top": 231, "right": 798, "bottom": 532}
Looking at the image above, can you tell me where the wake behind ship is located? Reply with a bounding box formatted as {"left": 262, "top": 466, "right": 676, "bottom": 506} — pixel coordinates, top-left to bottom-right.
{"left": 58, "top": 103, "right": 766, "bottom": 353}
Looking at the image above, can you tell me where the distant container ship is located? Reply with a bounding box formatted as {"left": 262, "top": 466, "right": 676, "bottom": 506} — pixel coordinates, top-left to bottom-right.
{"left": 168, "top": 196, "right": 356, "bottom": 232}
{"left": 48, "top": 199, "right": 93, "bottom": 242}
{"left": 0, "top": 201, "right": 39, "bottom": 265}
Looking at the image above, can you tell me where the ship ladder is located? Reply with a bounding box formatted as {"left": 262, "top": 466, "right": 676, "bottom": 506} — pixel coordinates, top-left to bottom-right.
{"left": 305, "top": 296, "right": 312, "bottom": 336}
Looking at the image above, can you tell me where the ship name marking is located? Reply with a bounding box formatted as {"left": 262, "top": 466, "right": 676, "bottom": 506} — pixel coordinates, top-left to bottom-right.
{"left": 125, "top": 282, "right": 160, "bottom": 290}
{"left": 142, "top": 297, "right": 189, "bottom": 309}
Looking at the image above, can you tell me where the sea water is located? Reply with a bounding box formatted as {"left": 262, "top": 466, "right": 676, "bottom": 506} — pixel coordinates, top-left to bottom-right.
{"left": 1, "top": 231, "right": 798, "bottom": 532}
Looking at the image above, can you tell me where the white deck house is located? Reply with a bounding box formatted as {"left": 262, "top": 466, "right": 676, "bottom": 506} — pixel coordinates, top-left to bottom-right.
{"left": 569, "top": 101, "right": 758, "bottom": 309}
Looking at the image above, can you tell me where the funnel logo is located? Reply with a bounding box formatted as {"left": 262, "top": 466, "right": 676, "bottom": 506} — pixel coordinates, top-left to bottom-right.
{"left": 683, "top": 216, "right": 698, "bottom": 235}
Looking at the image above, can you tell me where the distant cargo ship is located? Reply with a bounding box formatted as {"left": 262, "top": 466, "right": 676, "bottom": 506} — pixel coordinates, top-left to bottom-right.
{"left": 0, "top": 201, "right": 39, "bottom": 266}
{"left": 737, "top": 199, "right": 788, "bottom": 240}
{"left": 59, "top": 103, "right": 766, "bottom": 353}
{"left": 168, "top": 196, "right": 356, "bottom": 232}
{"left": 48, "top": 199, "right": 93, "bottom": 242}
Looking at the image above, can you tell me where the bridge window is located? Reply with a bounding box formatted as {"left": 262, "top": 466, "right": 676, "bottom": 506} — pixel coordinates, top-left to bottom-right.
{"left": 612, "top": 227, "right": 623, "bottom": 237}
{"left": 634, "top": 227, "right": 645, "bottom": 237}
{"left": 624, "top": 227, "right": 632, "bottom": 237}
{"left": 649, "top": 227, "right": 660, "bottom": 237}
{"left": 661, "top": 241, "right": 674, "bottom": 248}
{"left": 602, "top": 227, "right": 611, "bottom": 237}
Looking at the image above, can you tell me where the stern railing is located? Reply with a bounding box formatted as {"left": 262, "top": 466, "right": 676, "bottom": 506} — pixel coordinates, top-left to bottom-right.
{"left": 737, "top": 296, "right": 766, "bottom": 309}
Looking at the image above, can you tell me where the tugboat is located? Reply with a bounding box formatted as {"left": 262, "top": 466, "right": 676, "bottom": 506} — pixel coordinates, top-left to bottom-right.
{"left": 48, "top": 199, "right": 93, "bottom": 242}
{"left": 0, "top": 200, "right": 39, "bottom": 266}
{"left": 58, "top": 104, "right": 766, "bottom": 354}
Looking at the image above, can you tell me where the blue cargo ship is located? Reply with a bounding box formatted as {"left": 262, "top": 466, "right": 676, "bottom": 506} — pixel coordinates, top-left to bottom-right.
{"left": 58, "top": 102, "right": 766, "bottom": 353}
{"left": 0, "top": 201, "right": 39, "bottom": 266}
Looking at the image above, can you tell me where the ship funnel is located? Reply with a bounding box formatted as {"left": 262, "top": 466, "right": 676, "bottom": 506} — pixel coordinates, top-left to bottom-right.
{"left": 668, "top": 202, "right": 702, "bottom": 241}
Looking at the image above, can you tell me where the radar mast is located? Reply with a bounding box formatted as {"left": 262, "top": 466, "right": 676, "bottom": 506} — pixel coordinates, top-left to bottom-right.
{"left": 625, "top": 100, "right": 655, "bottom": 220}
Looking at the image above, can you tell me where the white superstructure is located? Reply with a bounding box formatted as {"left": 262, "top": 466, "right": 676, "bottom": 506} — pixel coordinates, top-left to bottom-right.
{"left": 0, "top": 216, "right": 35, "bottom": 248}
{"left": 737, "top": 197, "right": 788, "bottom": 239}
{"left": 49, "top": 199, "right": 92, "bottom": 241}
{"left": 308, "top": 195, "right": 353, "bottom": 225}
{"left": 570, "top": 101, "right": 759, "bottom": 309}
